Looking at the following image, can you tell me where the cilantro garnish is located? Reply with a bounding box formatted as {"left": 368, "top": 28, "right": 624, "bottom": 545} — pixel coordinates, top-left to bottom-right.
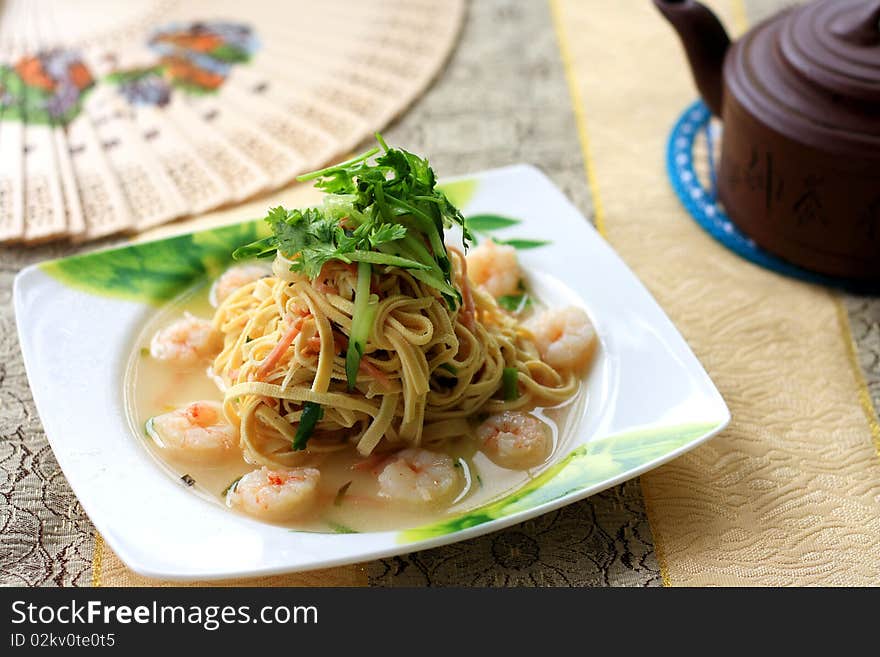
{"left": 233, "top": 135, "right": 473, "bottom": 389}
{"left": 232, "top": 134, "right": 472, "bottom": 303}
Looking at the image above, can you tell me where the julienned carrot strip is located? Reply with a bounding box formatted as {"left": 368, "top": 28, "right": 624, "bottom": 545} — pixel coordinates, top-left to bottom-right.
{"left": 448, "top": 245, "right": 476, "bottom": 331}
{"left": 305, "top": 332, "right": 348, "bottom": 355}
{"left": 359, "top": 358, "right": 391, "bottom": 390}
{"left": 256, "top": 316, "right": 306, "bottom": 380}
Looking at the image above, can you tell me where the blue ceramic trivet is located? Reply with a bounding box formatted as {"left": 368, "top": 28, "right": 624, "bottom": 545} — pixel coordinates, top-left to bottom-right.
{"left": 666, "top": 100, "right": 871, "bottom": 290}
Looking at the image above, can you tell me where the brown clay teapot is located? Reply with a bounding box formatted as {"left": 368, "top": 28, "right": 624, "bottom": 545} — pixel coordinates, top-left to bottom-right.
{"left": 654, "top": 0, "right": 880, "bottom": 280}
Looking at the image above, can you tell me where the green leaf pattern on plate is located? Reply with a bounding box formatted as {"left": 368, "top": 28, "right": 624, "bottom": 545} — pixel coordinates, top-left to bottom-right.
{"left": 465, "top": 214, "right": 521, "bottom": 232}
{"left": 464, "top": 213, "right": 550, "bottom": 249}
{"left": 495, "top": 238, "right": 551, "bottom": 249}
{"left": 436, "top": 179, "right": 477, "bottom": 210}
{"left": 399, "top": 421, "right": 722, "bottom": 542}
{"left": 40, "top": 220, "right": 269, "bottom": 305}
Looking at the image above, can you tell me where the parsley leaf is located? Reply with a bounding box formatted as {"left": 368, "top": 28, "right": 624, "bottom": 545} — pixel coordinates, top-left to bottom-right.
{"left": 234, "top": 134, "right": 471, "bottom": 303}
{"left": 233, "top": 135, "right": 473, "bottom": 381}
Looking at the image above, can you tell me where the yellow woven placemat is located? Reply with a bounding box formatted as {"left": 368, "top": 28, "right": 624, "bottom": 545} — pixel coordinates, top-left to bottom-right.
{"left": 552, "top": 0, "right": 880, "bottom": 585}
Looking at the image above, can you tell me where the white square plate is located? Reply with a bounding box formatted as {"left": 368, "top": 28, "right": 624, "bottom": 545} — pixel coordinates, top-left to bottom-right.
{"left": 14, "top": 165, "right": 729, "bottom": 580}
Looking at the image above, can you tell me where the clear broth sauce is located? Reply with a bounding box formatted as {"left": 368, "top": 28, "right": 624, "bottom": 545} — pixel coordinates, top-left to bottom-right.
{"left": 124, "top": 282, "right": 586, "bottom": 533}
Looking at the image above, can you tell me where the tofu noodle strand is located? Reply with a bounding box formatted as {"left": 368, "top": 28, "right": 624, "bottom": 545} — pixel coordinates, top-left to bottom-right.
{"left": 211, "top": 251, "right": 579, "bottom": 469}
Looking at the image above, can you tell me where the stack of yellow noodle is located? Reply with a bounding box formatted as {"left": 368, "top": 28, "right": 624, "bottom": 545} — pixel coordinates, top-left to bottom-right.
{"left": 212, "top": 252, "right": 578, "bottom": 468}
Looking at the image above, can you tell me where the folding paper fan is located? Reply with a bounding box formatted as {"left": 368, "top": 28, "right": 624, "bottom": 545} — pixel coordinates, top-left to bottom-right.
{"left": 0, "top": 0, "right": 465, "bottom": 243}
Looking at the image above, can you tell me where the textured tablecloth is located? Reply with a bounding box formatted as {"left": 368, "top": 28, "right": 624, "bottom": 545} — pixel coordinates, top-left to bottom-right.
{"left": 2, "top": 0, "right": 879, "bottom": 587}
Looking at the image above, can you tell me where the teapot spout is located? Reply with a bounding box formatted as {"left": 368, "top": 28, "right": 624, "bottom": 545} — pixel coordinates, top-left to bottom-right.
{"left": 653, "top": 0, "right": 730, "bottom": 116}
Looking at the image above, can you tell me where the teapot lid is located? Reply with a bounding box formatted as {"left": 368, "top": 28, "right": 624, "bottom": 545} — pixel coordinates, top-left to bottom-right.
{"left": 728, "top": 0, "right": 880, "bottom": 155}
